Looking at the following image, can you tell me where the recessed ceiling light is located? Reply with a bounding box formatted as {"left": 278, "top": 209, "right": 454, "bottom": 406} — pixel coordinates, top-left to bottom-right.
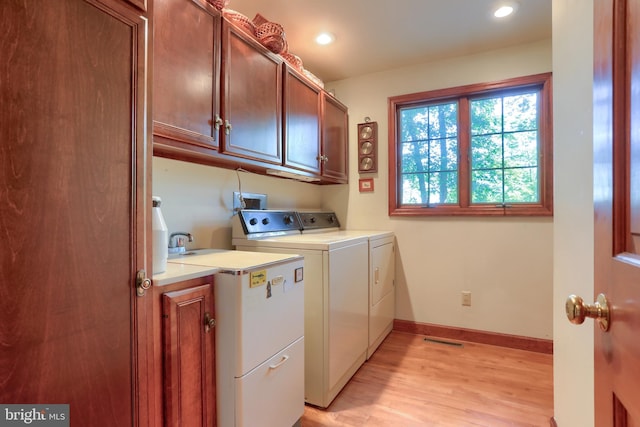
{"left": 315, "top": 32, "right": 335, "bottom": 45}
{"left": 494, "top": 3, "right": 518, "bottom": 18}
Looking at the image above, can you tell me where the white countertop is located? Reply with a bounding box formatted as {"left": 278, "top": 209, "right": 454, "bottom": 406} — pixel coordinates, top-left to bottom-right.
{"left": 152, "top": 249, "right": 303, "bottom": 286}
{"left": 152, "top": 262, "right": 220, "bottom": 286}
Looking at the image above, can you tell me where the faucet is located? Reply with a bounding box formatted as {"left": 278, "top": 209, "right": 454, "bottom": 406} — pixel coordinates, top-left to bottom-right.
{"left": 168, "top": 232, "right": 194, "bottom": 254}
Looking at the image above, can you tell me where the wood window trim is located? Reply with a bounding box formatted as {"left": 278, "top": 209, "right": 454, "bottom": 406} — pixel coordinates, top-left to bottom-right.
{"left": 388, "top": 72, "right": 554, "bottom": 217}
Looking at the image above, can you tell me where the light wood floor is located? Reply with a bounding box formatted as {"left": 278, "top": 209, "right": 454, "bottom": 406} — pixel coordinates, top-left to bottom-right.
{"left": 301, "top": 331, "right": 553, "bottom": 427}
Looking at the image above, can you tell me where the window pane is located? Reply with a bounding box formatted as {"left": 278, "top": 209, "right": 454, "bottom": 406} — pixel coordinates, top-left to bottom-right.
{"left": 401, "top": 172, "right": 458, "bottom": 205}
{"left": 399, "top": 101, "right": 458, "bottom": 206}
{"left": 401, "top": 141, "right": 428, "bottom": 173}
{"left": 504, "top": 131, "right": 537, "bottom": 168}
{"left": 504, "top": 93, "right": 537, "bottom": 132}
{"left": 471, "top": 135, "right": 503, "bottom": 170}
{"left": 429, "top": 103, "right": 458, "bottom": 138}
{"left": 401, "top": 173, "right": 428, "bottom": 204}
{"left": 471, "top": 98, "right": 501, "bottom": 135}
{"left": 472, "top": 170, "right": 503, "bottom": 203}
{"left": 429, "top": 171, "right": 458, "bottom": 204}
{"left": 429, "top": 138, "right": 458, "bottom": 171}
{"left": 400, "top": 107, "right": 429, "bottom": 142}
{"left": 470, "top": 89, "right": 541, "bottom": 206}
{"left": 504, "top": 167, "right": 538, "bottom": 203}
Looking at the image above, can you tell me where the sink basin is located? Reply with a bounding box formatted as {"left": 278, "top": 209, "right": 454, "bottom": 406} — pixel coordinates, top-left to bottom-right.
{"left": 168, "top": 249, "right": 223, "bottom": 259}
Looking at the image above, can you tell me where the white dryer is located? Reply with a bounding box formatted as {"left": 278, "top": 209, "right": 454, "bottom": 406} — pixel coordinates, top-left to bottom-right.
{"left": 296, "top": 212, "right": 395, "bottom": 359}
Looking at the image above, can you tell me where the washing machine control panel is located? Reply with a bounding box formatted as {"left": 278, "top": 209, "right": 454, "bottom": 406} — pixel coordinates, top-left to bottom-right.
{"left": 298, "top": 212, "right": 341, "bottom": 231}
{"left": 238, "top": 210, "right": 302, "bottom": 235}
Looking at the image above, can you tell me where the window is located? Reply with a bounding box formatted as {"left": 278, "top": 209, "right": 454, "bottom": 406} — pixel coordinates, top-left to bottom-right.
{"left": 389, "top": 73, "right": 553, "bottom": 216}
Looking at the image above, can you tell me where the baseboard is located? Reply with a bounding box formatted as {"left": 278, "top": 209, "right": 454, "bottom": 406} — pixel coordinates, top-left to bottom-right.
{"left": 550, "top": 416, "right": 557, "bottom": 427}
{"left": 393, "top": 319, "right": 553, "bottom": 354}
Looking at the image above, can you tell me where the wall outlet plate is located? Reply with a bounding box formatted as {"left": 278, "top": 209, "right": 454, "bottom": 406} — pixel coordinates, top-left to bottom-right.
{"left": 233, "top": 192, "right": 267, "bottom": 212}
{"left": 461, "top": 291, "right": 472, "bottom": 306}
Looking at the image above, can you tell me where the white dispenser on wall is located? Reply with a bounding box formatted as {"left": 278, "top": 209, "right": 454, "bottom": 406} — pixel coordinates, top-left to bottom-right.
{"left": 152, "top": 196, "right": 169, "bottom": 274}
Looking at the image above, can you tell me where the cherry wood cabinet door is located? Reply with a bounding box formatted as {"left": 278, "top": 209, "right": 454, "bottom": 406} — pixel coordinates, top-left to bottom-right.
{"left": 163, "top": 283, "right": 216, "bottom": 427}
{"left": 283, "top": 66, "right": 322, "bottom": 175}
{"left": 0, "top": 0, "right": 152, "bottom": 425}
{"left": 221, "top": 21, "right": 283, "bottom": 165}
{"left": 321, "top": 93, "right": 349, "bottom": 183}
{"left": 153, "top": 0, "right": 221, "bottom": 152}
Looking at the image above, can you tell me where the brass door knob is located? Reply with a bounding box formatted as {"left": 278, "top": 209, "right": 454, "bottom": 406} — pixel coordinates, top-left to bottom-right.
{"left": 565, "top": 293, "right": 610, "bottom": 331}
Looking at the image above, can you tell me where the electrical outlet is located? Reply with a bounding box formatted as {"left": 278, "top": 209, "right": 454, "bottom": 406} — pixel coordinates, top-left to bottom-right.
{"left": 461, "top": 291, "right": 472, "bottom": 306}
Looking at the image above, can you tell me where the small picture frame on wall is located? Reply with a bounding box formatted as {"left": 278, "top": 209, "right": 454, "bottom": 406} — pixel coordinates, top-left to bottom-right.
{"left": 359, "top": 178, "right": 374, "bottom": 192}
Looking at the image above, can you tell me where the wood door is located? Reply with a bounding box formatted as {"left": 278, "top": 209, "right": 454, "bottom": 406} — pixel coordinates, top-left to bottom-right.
{"left": 153, "top": 0, "right": 221, "bottom": 151}
{"left": 0, "top": 0, "right": 152, "bottom": 425}
{"left": 283, "top": 66, "right": 322, "bottom": 174}
{"left": 593, "top": 0, "right": 640, "bottom": 425}
{"left": 163, "top": 284, "right": 215, "bottom": 427}
{"left": 321, "top": 93, "right": 349, "bottom": 183}
{"left": 221, "top": 21, "right": 283, "bottom": 165}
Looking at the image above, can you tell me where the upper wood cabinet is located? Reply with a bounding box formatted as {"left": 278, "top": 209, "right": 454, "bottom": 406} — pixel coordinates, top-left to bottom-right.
{"left": 283, "top": 66, "right": 322, "bottom": 174}
{"left": 153, "top": 0, "right": 221, "bottom": 153}
{"left": 220, "top": 21, "right": 283, "bottom": 165}
{"left": 321, "top": 93, "right": 349, "bottom": 183}
{"left": 283, "top": 66, "right": 350, "bottom": 183}
{"left": 152, "top": 0, "right": 349, "bottom": 183}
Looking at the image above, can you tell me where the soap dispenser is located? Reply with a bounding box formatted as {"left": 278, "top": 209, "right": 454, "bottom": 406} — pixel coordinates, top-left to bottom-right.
{"left": 152, "top": 196, "right": 169, "bottom": 274}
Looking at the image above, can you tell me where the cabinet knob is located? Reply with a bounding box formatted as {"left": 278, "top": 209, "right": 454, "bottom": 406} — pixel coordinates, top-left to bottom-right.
{"left": 224, "top": 120, "right": 232, "bottom": 135}
{"left": 214, "top": 114, "right": 223, "bottom": 130}
{"left": 204, "top": 312, "right": 216, "bottom": 333}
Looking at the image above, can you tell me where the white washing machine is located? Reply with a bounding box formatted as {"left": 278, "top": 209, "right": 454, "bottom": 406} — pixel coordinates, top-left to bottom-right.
{"left": 232, "top": 210, "right": 395, "bottom": 407}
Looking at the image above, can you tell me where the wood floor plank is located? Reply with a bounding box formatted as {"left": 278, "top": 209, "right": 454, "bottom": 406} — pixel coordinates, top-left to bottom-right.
{"left": 302, "top": 331, "right": 553, "bottom": 426}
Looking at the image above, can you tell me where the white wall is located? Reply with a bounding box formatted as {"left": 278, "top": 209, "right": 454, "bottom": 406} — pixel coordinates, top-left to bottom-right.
{"left": 324, "top": 40, "right": 554, "bottom": 339}
{"left": 552, "top": 0, "right": 594, "bottom": 425}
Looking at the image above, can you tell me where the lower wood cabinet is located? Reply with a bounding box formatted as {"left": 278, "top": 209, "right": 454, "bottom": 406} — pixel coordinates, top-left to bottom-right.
{"left": 155, "top": 276, "right": 216, "bottom": 427}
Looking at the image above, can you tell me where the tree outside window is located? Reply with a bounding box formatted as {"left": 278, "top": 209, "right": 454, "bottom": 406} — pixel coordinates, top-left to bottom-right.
{"left": 389, "top": 73, "right": 553, "bottom": 216}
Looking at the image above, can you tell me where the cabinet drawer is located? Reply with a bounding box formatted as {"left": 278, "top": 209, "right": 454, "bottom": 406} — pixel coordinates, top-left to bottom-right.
{"left": 235, "top": 337, "right": 305, "bottom": 427}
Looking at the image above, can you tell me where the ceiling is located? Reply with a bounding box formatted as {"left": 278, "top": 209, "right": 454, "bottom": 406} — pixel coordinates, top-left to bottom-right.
{"left": 223, "top": 0, "right": 552, "bottom": 83}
